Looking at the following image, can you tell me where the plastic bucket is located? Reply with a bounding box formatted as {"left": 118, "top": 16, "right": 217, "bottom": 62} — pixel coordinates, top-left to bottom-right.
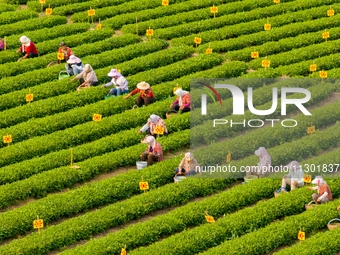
{"left": 58, "top": 71, "right": 70, "bottom": 80}
{"left": 244, "top": 175, "right": 258, "bottom": 183}
{"left": 136, "top": 161, "right": 147, "bottom": 170}
{"left": 174, "top": 176, "right": 186, "bottom": 183}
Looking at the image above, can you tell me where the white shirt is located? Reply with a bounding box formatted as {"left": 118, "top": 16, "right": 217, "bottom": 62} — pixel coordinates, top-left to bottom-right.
{"left": 104, "top": 76, "right": 128, "bottom": 90}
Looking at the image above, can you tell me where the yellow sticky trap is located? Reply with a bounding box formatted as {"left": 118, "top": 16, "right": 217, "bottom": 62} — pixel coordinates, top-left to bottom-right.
{"left": 154, "top": 126, "right": 165, "bottom": 135}
{"left": 45, "top": 8, "right": 52, "bottom": 15}
{"left": 273, "top": 0, "right": 280, "bottom": 3}
{"left": 93, "top": 114, "right": 102, "bottom": 121}
{"left": 162, "top": 0, "right": 169, "bottom": 6}
{"left": 264, "top": 24, "right": 271, "bottom": 31}
{"left": 206, "top": 48, "right": 213, "bottom": 54}
{"left": 309, "top": 64, "right": 316, "bottom": 72}
{"left": 3, "top": 135, "right": 12, "bottom": 144}
{"left": 304, "top": 174, "right": 312, "bottom": 183}
{"left": 88, "top": 9, "right": 95, "bottom": 16}
{"left": 205, "top": 215, "right": 215, "bottom": 223}
{"left": 139, "top": 182, "right": 149, "bottom": 190}
{"left": 97, "top": 23, "right": 102, "bottom": 30}
{"left": 322, "top": 32, "right": 330, "bottom": 39}
{"left": 307, "top": 126, "right": 315, "bottom": 134}
{"left": 121, "top": 248, "right": 127, "bottom": 255}
{"left": 210, "top": 5, "right": 218, "bottom": 14}
{"left": 26, "top": 94, "right": 33, "bottom": 102}
{"left": 146, "top": 29, "right": 154, "bottom": 36}
{"left": 33, "top": 219, "right": 44, "bottom": 229}
{"left": 327, "top": 9, "right": 334, "bottom": 17}
{"left": 39, "top": 0, "right": 46, "bottom": 3}
{"left": 319, "top": 71, "right": 327, "bottom": 78}
{"left": 57, "top": 52, "right": 64, "bottom": 60}
{"left": 194, "top": 37, "right": 202, "bottom": 44}
{"left": 251, "top": 51, "right": 259, "bottom": 58}
{"left": 262, "top": 60, "right": 270, "bottom": 68}
{"left": 298, "top": 231, "right": 305, "bottom": 240}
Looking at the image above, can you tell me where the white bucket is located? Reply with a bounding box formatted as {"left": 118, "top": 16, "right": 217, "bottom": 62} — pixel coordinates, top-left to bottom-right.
{"left": 136, "top": 161, "right": 147, "bottom": 170}
{"left": 174, "top": 176, "right": 187, "bottom": 183}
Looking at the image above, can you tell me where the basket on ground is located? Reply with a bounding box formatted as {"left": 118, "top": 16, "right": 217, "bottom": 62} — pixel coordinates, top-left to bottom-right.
{"left": 327, "top": 218, "right": 340, "bottom": 230}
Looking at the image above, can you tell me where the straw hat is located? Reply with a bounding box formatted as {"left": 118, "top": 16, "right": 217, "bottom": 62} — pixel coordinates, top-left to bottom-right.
{"left": 67, "top": 55, "right": 81, "bottom": 64}
{"left": 107, "top": 69, "right": 121, "bottom": 77}
{"left": 137, "top": 81, "right": 150, "bottom": 90}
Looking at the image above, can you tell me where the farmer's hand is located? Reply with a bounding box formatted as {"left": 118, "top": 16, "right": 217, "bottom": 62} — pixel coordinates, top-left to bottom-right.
{"left": 124, "top": 95, "right": 129, "bottom": 99}
{"left": 71, "top": 77, "right": 76, "bottom": 82}
{"left": 138, "top": 130, "right": 142, "bottom": 134}
{"left": 308, "top": 187, "right": 313, "bottom": 191}
{"left": 100, "top": 85, "right": 105, "bottom": 88}
{"left": 317, "top": 198, "right": 321, "bottom": 203}
{"left": 337, "top": 206, "right": 340, "bottom": 211}
{"left": 293, "top": 181, "right": 298, "bottom": 186}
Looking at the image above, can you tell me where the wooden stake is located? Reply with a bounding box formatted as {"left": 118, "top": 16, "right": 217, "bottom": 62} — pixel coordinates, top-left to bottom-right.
{"left": 136, "top": 16, "right": 138, "bottom": 35}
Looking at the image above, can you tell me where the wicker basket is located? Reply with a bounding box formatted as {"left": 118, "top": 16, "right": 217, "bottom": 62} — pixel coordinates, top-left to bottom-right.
{"left": 305, "top": 200, "right": 318, "bottom": 210}
{"left": 327, "top": 218, "right": 340, "bottom": 231}
{"left": 166, "top": 110, "right": 177, "bottom": 119}
{"left": 274, "top": 191, "right": 280, "bottom": 198}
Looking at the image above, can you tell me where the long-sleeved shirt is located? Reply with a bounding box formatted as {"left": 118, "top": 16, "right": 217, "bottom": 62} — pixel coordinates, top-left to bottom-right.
{"left": 178, "top": 157, "right": 200, "bottom": 173}
{"left": 130, "top": 87, "right": 154, "bottom": 99}
{"left": 104, "top": 76, "right": 128, "bottom": 90}
{"left": 286, "top": 168, "right": 304, "bottom": 186}
{"left": 140, "top": 118, "right": 168, "bottom": 134}
{"left": 172, "top": 93, "right": 191, "bottom": 110}
{"left": 75, "top": 69, "right": 98, "bottom": 83}
{"left": 19, "top": 42, "right": 38, "bottom": 55}
{"left": 58, "top": 47, "right": 73, "bottom": 61}
{"left": 146, "top": 142, "right": 163, "bottom": 161}
{"left": 311, "top": 184, "right": 333, "bottom": 200}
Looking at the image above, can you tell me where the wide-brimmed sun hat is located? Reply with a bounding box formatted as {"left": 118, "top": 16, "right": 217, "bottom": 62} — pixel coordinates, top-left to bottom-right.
{"left": 67, "top": 55, "right": 81, "bottom": 64}
{"left": 137, "top": 81, "right": 150, "bottom": 90}
{"left": 107, "top": 69, "right": 121, "bottom": 77}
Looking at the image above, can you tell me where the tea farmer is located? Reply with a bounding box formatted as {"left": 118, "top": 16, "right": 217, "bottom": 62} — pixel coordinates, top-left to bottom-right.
{"left": 0, "top": 38, "right": 4, "bottom": 51}
{"left": 174, "top": 152, "right": 201, "bottom": 179}
{"left": 277, "top": 161, "right": 304, "bottom": 193}
{"left": 58, "top": 42, "right": 73, "bottom": 63}
{"left": 71, "top": 64, "right": 98, "bottom": 91}
{"left": 16, "top": 36, "right": 38, "bottom": 60}
{"left": 65, "top": 55, "right": 84, "bottom": 76}
{"left": 170, "top": 88, "right": 191, "bottom": 113}
{"left": 245, "top": 147, "right": 271, "bottom": 179}
{"left": 338, "top": 205, "right": 340, "bottom": 210}
{"left": 124, "top": 81, "right": 155, "bottom": 107}
{"left": 138, "top": 114, "right": 168, "bottom": 136}
{"left": 100, "top": 69, "right": 129, "bottom": 96}
{"left": 140, "top": 136, "right": 163, "bottom": 166}
{"left": 308, "top": 176, "right": 333, "bottom": 204}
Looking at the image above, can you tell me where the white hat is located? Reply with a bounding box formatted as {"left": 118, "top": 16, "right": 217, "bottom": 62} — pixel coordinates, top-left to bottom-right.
{"left": 19, "top": 35, "right": 30, "bottom": 44}
{"left": 137, "top": 81, "right": 150, "bottom": 90}
{"left": 312, "top": 176, "right": 326, "bottom": 186}
{"left": 67, "top": 55, "right": 81, "bottom": 64}
{"left": 83, "top": 64, "right": 92, "bottom": 73}
{"left": 107, "top": 69, "right": 121, "bottom": 77}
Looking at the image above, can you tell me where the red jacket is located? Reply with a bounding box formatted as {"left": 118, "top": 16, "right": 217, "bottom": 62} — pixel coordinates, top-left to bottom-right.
{"left": 147, "top": 142, "right": 163, "bottom": 161}
{"left": 130, "top": 88, "right": 154, "bottom": 99}
{"left": 19, "top": 42, "right": 38, "bottom": 55}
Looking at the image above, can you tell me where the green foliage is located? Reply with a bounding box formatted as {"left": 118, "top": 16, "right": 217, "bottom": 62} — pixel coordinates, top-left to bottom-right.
{"left": 0, "top": 10, "right": 37, "bottom": 25}
{"left": 70, "top": 0, "right": 188, "bottom": 23}
{"left": 0, "top": 16, "right": 67, "bottom": 38}
{"left": 0, "top": 3, "right": 16, "bottom": 14}
{"left": 0, "top": 178, "right": 233, "bottom": 255}
{"left": 59, "top": 178, "right": 280, "bottom": 255}
{"left": 171, "top": 1, "right": 340, "bottom": 45}
{"left": 121, "top": 0, "right": 275, "bottom": 34}
{"left": 129, "top": 182, "right": 340, "bottom": 255}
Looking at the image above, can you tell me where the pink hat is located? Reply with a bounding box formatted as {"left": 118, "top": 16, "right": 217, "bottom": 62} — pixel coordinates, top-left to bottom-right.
{"left": 67, "top": 55, "right": 81, "bottom": 64}
{"left": 107, "top": 69, "right": 121, "bottom": 77}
